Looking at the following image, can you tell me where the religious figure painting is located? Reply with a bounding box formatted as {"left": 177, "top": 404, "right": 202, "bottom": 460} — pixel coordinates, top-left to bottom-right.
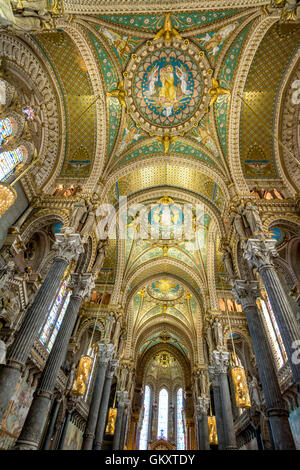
{"left": 134, "top": 48, "right": 202, "bottom": 126}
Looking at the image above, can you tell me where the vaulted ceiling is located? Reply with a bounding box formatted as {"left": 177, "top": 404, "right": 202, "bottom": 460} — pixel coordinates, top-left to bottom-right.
{"left": 24, "top": 3, "right": 300, "bottom": 363}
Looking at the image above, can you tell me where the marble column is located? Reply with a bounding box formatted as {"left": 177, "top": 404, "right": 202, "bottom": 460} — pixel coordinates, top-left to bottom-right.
{"left": 196, "top": 396, "right": 210, "bottom": 450}
{"left": 120, "top": 398, "right": 130, "bottom": 450}
{"left": 0, "top": 229, "right": 83, "bottom": 421}
{"left": 210, "top": 351, "right": 237, "bottom": 450}
{"left": 232, "top": 280, "right": 296, "bottom": 450}
{"left": 57, "top": 408, "right": 72, "bottom": 450}
{"left": 42, "top": 397, "right": 61, "bottom": 450}
{"left": 14, "top": 273, "right": 94, "bottom": 450}
{"left": 112, "top": 390, "right": 128, "bottom": 450}
{"left": 82, "top": 343, "right": 115, "bottom": 450}
{"left": 93, "top": 359, "right": 118, "bottom": 450}
{"left": 243, "top": 239, "right": 300, "bottom": 390}
{"left": 208, "top": 367, "right": 225, "bottom": 450}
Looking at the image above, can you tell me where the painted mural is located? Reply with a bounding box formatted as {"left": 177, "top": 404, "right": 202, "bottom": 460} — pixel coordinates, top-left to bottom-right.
{"left": 289, "top": 408, "right": 300, "bottom": 450}
{"left": 134, "top": 48, "right": 202, "bottom": 125}
{"left": 63, "top": 421, "right": 83, "bottom": 450}
{"left": 0, "top": 375, "right": 35, "bottom": 450}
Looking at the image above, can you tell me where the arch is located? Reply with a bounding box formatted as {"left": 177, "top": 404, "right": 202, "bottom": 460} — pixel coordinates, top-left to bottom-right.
{"left": 135, "top": 342, "right": 191, "bottom": 389}
{"left": 20, "top": 210, "right": 69, "bottom": 243}
{"left": 133, "top": 317, "right": 196, "bottom": 362}
{"left": 102, "top": 156, "right": 230, "bottom": 207}
{"left": 228, "top": 14, "right": 279, "bottom": 194}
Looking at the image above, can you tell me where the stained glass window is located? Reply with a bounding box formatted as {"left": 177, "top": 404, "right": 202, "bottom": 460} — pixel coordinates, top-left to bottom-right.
{"left": 176, "top": 388, "right": 185, "bottom": 450}
{"left": 139, "top": 385, "right": 151, "bottom": 450}
{"left": 0, "top": 118, "right": 12, "bottom": 145}
{"left": 0, "top": 148, "right": 23, "bottom": 181}
{"left": 157, "top": 388, "right": 168, "bottom": 439}
{"left": 259, "top": 297, "right": 287, "bottom": 369}
{"left": 39, "top": 278, "right": 71, "bottom": 353}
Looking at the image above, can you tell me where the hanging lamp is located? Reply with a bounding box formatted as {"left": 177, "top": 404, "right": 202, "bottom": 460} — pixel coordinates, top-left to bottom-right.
{"left": 71, "top": 270, "right": 109, "bottom": 397}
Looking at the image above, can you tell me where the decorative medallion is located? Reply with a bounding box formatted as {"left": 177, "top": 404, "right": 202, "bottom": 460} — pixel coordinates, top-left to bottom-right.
{"left": 149, "top": 199, "right": 183, "bottom": 236}
{"left": 148, "top": 279, "right": 184, "bottom": 301}
{"left": 124, "top": 39, "right": 212, "bottom": 137}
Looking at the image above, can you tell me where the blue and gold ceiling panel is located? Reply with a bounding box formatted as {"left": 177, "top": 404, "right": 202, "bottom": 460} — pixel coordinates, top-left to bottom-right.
{"left": 96, "top": 10, "right": 244, "bottom": 34}
{"left": 240, "top": 23, "right": 300, "bottom": 179}
{"left": 215, "top": 22, "right": 253, "bottom": 158}
{"left": 33, "top": 31, "right": 97, "bottom": 178}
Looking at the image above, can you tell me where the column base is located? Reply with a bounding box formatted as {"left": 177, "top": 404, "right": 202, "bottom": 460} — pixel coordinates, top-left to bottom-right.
{"left": 82, "top": 433, "right": 95, "bottom": 450}
{"left": 14, "top": 440, "right": 39, "bottom": 450}
{"left": 94, "top": 441, "right": 102, "bottom": 450}
{"left": 267, "top": 408, "right": 296, "bottom": 450}
{"left": 14, "top": 393, "right": 51, "bottom": 450}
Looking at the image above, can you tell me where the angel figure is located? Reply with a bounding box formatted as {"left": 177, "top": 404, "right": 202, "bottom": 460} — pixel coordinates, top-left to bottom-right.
{"left": 157, "top": 135, "right": 177, "bottom": 153}
{"left": 208, "top": 78, "right": 230, "bottom": 107}
{"left": 145, "top": 66, "right": 159, "bottom": 98}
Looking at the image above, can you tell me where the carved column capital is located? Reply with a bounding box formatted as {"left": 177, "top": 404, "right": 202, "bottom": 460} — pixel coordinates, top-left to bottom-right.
{"left": 196, "top": 396, "right": 210, "bottom": 416}
{"left": 52, "top": 228, "right": 84, "bottom": 264}
{"left": 106, "top": 359, "right": 119, "bottom": 379}
{"left": 211, "top": 350, "right": 230, "bottom": 375}
{"left": 70, "top": 273, "right": 96, "bottom": 301}
{"left": 232, "top": 280, "right": 260, "bottom": 310}
{"left": 97, "top": 342, "right": 115, "bottom": 366}
{"left": 243, "top": 238, "right": 278, "bottom": 271}
{"left": 117, "top": 390, "right": 128, "bottom": 407}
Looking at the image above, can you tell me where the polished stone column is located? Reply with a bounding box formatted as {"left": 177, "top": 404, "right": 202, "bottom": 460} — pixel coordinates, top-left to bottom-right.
{"left": 120, "top": 398, "right": 130, "bottom": 450}
{"left": 0, "top": 229, "right": 83, "bottom": 421}
{"left": 208, "top": 367, "right": 225, "bottom": 450}
{"left": 57, "top": 407, "right": 72, "bottom": 450}
{"left": 15, "top": 273, "right": 94, "bottom": 450}
{"left": 211, "top": 351, "right": 237, "bottom": 450}
{"left": 196, "top": 396, "right": 210, "bottom": 450}
{"left": 42, "top": 397, "right": 61, "bottom": 450}
{"left": 82, "top": 343, "right": 114, "bottom": 450}
{"left": 244, "top": 239, "right": 300, "bottom": 389}
{"left": 112, "top": 390, "right": 128, "bottom": 450}
{"left": 93, "top": 359, "right": 118, "bottom": 450}
{"left": 232, "top": 280, "right": 296, "bottom": 450}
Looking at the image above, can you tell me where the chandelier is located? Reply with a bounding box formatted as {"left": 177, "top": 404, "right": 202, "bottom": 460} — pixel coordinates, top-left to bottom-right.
{"left": 0, "top": 183, "right": 17, "bottom": 217}
{"left": 230, "top": 353, "right": 251, "bottom": 409}
{"left": 71, "top": 355, "right": 93, "bottom": 396}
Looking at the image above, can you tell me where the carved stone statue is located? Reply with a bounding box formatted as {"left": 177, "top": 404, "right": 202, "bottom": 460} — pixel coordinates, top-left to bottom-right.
{"left": 69, "top": 198, "right": 88, "bottom": 232}
{"left": 119, "top": 366, "right": 128, "bottom": 390}
{"left": 230, "top": 205, "right": 247, "bottom": 239}
{"left": 222, "top": 246, "right": 235, "bottom": 278}
{"left": 104, "top": 313, "right": 115, "bottom": 340}
{"left": 205, "top": 318, "right": 214, "bottom": 351}
{"left": 80, "top": 200, "right": 97, "bottom": 235}
{"left": 213, "top": 318, "right": 223, "bottom": 350}
{"left": 242, "top": 201, "right": 264, "bottom": 236}
{"left": 199, "top": 370, "right": 207, "bottom": 396}
{"left": 249, "top": 375, "right": 262, "bottom": 409}
{"left": 92, "top": 239, "right": 108, "bottom": 273}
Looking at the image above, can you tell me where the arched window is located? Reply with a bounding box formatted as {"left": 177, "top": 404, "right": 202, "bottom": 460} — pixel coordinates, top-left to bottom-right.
{"left": 0, "top": 118, "right": 12, "bottom": 144}
{"left": 139, "top": 385, "right": 151, "bottom": 450}
{"left": 258, "top": 296, "right": 287, "bottom": 369}
{"left": 157, "top": 388, "right": 168, "bottom": 439}
{"left": 39, "top": 277, "right": 71, "bottom": 353}
{"left": 176, "top": 388, "right": 185, "bottom": 450}
{"left": 0, "top": 147, "right": 24, "bottom": 181}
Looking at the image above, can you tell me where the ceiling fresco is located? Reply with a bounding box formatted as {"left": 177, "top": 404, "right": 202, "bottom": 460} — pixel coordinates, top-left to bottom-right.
{"left": 23, "top": 5, "right": 299, "bottom": 365}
